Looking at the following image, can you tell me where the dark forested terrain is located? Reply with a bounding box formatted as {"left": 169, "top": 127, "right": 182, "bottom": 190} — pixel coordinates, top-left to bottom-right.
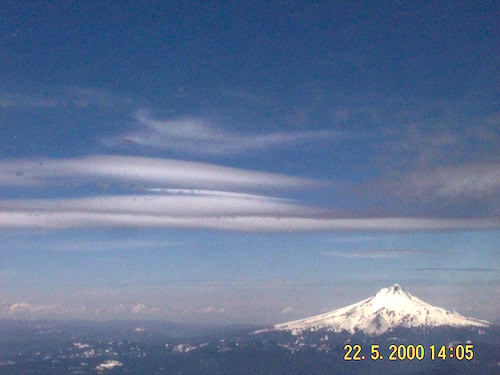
{"left": 0, "top": 320, "right": 498, "bottom": 375}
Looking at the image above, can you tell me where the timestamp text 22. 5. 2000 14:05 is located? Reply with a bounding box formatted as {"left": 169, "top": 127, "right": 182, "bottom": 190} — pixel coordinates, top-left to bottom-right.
{"left": 344, "top": 344, "right": 474, "bottom": 361}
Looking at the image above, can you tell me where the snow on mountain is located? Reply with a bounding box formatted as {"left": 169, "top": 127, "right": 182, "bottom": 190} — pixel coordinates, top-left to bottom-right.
{"left": 272, "top": 284, "right": 491, "bottom": 336}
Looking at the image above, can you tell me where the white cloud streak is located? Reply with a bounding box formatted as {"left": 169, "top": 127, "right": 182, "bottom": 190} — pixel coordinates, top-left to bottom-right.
{"left": 1, "top": 192, "right": 309, "bottom": 218}
{"left": 0, "top": 155, "right": 316, "bottom": 190}
{"left": 325, "top": 249, "right": 431, "bottom": 259}
{"left": 104, "top": 110, "right": 338, "bottom": 155}
{"left": 0, "top": 205, "right": 497, "bottom": 232}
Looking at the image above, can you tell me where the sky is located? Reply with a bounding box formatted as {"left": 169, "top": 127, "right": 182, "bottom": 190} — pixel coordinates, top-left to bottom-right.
{"left": 0, "top": 1, "right": 499, "bottom": 325}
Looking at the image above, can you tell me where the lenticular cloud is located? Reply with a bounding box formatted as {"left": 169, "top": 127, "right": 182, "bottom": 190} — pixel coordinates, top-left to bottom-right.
{"left": 0, "top": 155, "right": 316, "bottom": 190}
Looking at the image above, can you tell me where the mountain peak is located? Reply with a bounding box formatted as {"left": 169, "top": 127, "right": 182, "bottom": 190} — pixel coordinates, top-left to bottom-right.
{"left": 375, "top": 284, "right": 409, "bottom": 298}
{"left": 387, "top": 283, "right": 402, "bottom": 293}
{"left": 270, "top": 285, "right": 491, "bottom": 336}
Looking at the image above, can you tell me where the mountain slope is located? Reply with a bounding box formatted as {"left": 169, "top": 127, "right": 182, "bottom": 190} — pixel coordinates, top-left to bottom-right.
{"left": 272, "top": 284, "right": 491, "bottom": 336}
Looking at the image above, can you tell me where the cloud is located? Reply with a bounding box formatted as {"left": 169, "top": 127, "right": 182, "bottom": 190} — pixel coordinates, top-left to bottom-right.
{"left": 412, "top": 268, "right": 496, "bottom": 272}
{"left": 378, "top": 104, "right": 499, "bottom": 168}
{"left": 403, "top": 163, "right": 500, "bottom": 199}
{"left": 1, "top": 154, "right": 498, "bottom": 231}
{"left": 362, "top": 162, "right": 500, "bottom": 218}
{"left": 200, "top": 306, "right": 226, "bottom": 314}
{"left": 131, "top": 303, "right": 148, "bottom": 314}
{"left": 3, "top": 301, "right": 164, "bottom": 319}
{"left": 104, "top": 110, "right": 339, "bottom": 155}
{"left": 0, "top": 204, "right": 497, "bottom": 231}
{"left": 0, "top": 190, "right": 313, "bottom": 220}
{"left": 280, "top": 306, "right": 295, "bottom": 314}
{"left": 0, "top": 155, "right": 316, "bottom": 191}
{"left": 325, "top": 249, "right": 432, "bottom": 259}
{"left": 8, "top": 302, "right": 33, "bottom": 314}
{"left": 8, "top": 303, "right": 58, "bottom": 315}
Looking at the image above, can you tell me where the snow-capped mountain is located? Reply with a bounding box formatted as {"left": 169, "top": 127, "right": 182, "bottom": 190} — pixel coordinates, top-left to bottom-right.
{"left": 272, "top": 284, "right": 491, "bottom": 336}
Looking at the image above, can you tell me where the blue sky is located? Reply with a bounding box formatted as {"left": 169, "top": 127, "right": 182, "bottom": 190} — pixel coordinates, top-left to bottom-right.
{"left": 0, "top": 1, "right": 499, "bottom": 324}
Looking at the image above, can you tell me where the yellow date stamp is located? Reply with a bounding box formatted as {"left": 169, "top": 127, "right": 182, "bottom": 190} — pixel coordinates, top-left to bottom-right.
{"left": 344, "top": 343, "right": 474, "bottom": 361}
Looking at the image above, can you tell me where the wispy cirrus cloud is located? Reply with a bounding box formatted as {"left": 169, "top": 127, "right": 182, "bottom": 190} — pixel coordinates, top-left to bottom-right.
{"left": 104, "top": 110, "right": 340, "bottom": 155}
{"left": 402, "top": 163, "right": 500, "bottom": 199}
{"left": 378, "top": 103, "right": 499, "bottom": 164}
{"left": 324, "top": 249, "right": 434, "bottom": 259}
{"left": 412, "top": 267, "right": 496, "bottom": 272}
{"left": 371, "top": 162, "right": 500, "bottom": 218}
